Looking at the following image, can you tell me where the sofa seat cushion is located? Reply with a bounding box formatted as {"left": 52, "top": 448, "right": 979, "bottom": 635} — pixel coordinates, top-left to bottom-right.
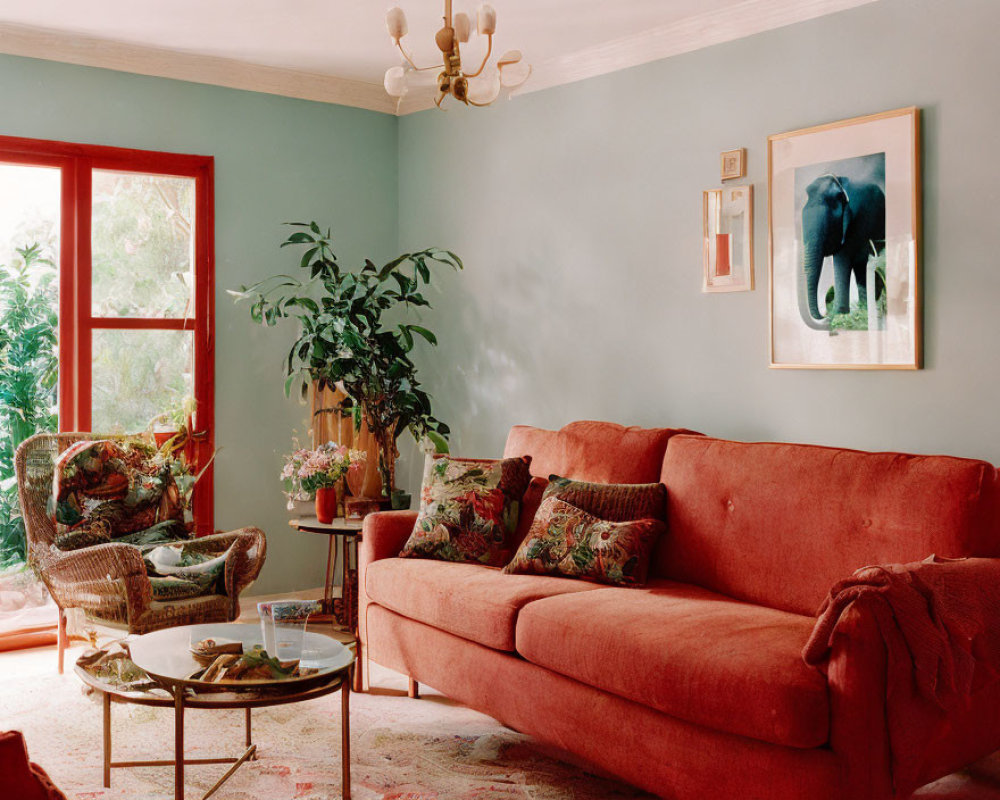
{"left": 515, "top": 579, "right": 830, "bottom": 749}
{"left": 365, "top": 558, "right": 600, "bottom": 651}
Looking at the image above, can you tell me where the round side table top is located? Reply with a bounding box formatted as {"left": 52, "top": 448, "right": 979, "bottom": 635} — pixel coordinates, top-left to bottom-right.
{"left": 289, "top": 516, "right": 364, "bottom": 536}
{"left": 127, "top": 623, "right": 354, "bottom": 696}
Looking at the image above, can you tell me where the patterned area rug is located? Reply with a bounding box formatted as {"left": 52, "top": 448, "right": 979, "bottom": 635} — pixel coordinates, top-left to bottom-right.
{"left": 6, "top": 640, "right": 1000, "bottom": 800}
{"left": 3, "top": 644, "right": 651, "bottom": 800}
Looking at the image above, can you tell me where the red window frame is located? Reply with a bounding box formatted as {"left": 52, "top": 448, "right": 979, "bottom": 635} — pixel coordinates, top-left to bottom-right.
{"left": 0, "top": 135, "right": 216, "bottom": 534}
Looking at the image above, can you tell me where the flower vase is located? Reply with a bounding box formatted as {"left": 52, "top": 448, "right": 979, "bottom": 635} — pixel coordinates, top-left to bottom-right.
{"left": 315, "top": 486, "right": 339, "bottom": 524}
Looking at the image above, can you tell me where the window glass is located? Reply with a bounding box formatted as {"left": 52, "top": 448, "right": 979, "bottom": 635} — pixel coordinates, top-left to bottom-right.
{"left": 91, "top": 171, "right": 195, "bottom": 318}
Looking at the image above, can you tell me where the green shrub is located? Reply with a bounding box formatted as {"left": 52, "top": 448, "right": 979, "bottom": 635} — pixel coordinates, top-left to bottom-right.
{"left": 0, "top": 244, "right": 58, "bottom": 568}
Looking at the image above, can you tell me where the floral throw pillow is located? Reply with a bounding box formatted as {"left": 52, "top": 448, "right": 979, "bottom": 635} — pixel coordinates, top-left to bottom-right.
{"left": 49, "top": 439, "right": 184, "bottom": 543}
{"left": 399, "top": 455, "right": 532, "bottom": 565}
{"left": 503, "top": 495, "right": 665, "bottom": 586}
{"left": 542, "top": 475, "right": 667, "bottom": 521}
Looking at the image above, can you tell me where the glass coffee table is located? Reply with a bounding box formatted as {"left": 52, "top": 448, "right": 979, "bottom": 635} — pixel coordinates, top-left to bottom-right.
{"left": 75, "top": 622, "right": 354, "bottom": 800}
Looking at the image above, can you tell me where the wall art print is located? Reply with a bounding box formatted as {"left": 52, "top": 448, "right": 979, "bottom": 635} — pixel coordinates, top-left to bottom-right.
{"left": 703, "top": 184, "right": 753, "bottom": 292}
{"left": 768, "top": 107, "right": 921, "bottom": 369}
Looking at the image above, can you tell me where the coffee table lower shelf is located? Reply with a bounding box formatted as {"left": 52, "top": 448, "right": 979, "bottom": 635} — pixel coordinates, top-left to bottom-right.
{"left": 80, "top": 668, "right": 352, "bottom": 800}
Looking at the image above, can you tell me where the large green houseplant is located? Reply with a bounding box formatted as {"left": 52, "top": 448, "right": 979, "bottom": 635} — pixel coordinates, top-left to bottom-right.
{"left": 231, "top": 223, "right": 461, "bottom": 500}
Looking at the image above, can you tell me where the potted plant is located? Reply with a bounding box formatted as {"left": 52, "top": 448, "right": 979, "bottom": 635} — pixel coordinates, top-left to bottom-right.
{"left": 281, "top": 442, "right": 366, "bottom": 523}
{"left": 232, "top": 223, "right": 460, "bottom": 504}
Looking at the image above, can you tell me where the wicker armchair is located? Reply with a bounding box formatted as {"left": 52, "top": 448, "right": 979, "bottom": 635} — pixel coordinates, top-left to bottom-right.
{"left": 15, "top": 432, "right": 267, "bottom": 673}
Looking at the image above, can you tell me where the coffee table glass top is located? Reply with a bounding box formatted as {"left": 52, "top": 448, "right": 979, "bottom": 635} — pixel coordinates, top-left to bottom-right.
{"left": 129, "top": 623, "right": 354, "bottom": 690}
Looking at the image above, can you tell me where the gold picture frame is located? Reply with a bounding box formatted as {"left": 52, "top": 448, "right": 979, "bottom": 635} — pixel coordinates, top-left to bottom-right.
{"left": 703, "top": 185, "right": 754, "bottom": 293}
{"left": 767, "top": 107, "right": 921, "bottom": 369}
{"left": 720, "top": 148, "right": 746, "bottom": 181}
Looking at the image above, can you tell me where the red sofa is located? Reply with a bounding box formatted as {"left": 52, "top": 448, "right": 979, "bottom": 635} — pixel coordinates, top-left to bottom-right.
{"left": 359, "top": 421, "right": 1000, "bottom": 799}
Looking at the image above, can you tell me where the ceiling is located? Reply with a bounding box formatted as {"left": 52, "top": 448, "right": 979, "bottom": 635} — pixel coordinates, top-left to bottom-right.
{"left": 0, "top": 0, "right": 875, "bottom": 114}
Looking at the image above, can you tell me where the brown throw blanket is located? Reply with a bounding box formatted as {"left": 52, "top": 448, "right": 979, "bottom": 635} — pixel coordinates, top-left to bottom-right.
{"left": 804, "top": 555, "right": 1000, "bottom": 797}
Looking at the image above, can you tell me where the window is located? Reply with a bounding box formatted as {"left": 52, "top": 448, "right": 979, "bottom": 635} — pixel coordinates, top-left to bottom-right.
{"left": 0, "top": 135, "right": 215, "bottom": 535}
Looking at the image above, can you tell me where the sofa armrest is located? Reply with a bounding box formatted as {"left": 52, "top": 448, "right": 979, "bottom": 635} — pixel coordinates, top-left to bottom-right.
{"left": 360, "top": 510, "right": 418, "bottom": 566}
{"left": 359, "top": 511, "right": 417, "bottom": 648}
{"left": 810, "top": 557, "right": 1000, "bottom": 797}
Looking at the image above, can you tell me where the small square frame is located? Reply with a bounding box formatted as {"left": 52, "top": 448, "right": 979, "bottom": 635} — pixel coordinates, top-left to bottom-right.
{"left": 720, "top": 148, "right": 746, "bottom": 181}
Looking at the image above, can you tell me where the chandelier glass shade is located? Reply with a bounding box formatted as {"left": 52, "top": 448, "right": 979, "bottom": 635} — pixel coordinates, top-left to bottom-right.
{"left": 384, "top": 1, "right": 531, "bottom": 108}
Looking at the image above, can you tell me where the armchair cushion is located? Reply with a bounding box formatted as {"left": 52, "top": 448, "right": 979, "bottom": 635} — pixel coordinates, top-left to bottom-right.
{"left": 49, "top": 439, "right": 183, "bottom": 541}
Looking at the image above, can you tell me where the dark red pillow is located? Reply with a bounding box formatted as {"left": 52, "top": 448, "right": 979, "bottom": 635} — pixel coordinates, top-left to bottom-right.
{"left": 0, "top": 730, "right": 67, "bottom": 800}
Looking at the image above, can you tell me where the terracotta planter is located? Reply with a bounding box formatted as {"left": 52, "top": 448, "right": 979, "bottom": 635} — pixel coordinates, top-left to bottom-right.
{"left": 315, "top": 486, "right": 339, "bottom": 524}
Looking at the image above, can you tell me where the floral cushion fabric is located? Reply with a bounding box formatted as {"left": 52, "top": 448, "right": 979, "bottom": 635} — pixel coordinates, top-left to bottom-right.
{"left": 542, "top": 475, "right": 667, "bottom": 521}
{"left": 49, "top": 439, "right": 184, "bottom": 546}
{"left": 503, "top": 496, "right": 665, "bottom": 586}
{"left": 400, "top": 455, "right": 532, "bottom": 565}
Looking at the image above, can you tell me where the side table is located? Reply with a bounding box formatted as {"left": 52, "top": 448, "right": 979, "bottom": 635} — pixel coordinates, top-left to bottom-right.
{"left": 289, "top": 516, "right": 363, "bottom": 691}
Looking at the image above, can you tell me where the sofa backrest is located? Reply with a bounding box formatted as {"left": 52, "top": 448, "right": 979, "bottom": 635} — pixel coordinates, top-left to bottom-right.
{"left": 656, "top": 435, "right": 1000, "bottom": 616}
{"left": 503, "top": 421, "right": 699, "bottom": 548}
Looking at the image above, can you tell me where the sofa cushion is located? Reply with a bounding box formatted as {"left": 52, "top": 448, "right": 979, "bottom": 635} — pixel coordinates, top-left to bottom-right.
{"left": 542, "top": 475, "right": 667, "bottom": 521}
{"left": 503, "top": 496, "right": 665, "bottom": 586}
{"left": 503, "top": 421, "right": 698, "bottom": 484}
{"left": 515, "top": 579, "right": 830, "bottom": 749}
{"left": 657, "top": 435, "right": 1000, "bottom": 616}
{"left": 365, "top": 558, "right": 599, "bottom": 651}
{"left": 400, "top": 455, "right": 532, "bottom": 566}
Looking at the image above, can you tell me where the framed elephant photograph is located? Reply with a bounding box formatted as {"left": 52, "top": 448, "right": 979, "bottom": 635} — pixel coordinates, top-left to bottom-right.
{"left": 767, "top": 107, "right": 921, "bottom": 368}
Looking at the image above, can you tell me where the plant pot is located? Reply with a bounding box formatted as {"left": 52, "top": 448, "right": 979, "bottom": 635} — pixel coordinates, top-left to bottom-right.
{"left": 390, "top": 490, "right": 412, "bottom": 510}
{"left": 315, "top": 486, "right": 339, "bottom": 524}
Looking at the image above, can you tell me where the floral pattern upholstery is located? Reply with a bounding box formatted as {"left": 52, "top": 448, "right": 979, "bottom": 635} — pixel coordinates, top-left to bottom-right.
{"left": 503, "top": 495, "right": 665, "bottom": 586}
{"left": 400, "top": 455, "right": 532, "bottom": 565}
{"left": 49, "top": 440, "right": 183, "bottom": 547}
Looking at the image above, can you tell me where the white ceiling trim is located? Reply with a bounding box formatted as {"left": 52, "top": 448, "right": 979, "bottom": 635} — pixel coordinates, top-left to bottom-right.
{"left": 519, "top": 0, "right": 879, "bottom": 98}
{"left": 0, "top": 21, "right": 397, "bottom": 115}
{"left": 0, "top": 0, "right": 877, "bottom": 118}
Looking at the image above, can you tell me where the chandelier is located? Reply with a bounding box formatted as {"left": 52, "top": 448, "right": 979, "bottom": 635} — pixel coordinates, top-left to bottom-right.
{"left": 384, "top": 1, "right": 531, "bottom": 108}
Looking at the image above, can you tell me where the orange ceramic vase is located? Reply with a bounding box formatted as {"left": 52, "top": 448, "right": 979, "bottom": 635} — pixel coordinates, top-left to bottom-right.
{"left": 315, "top": 486, "right": 338, "bottom": 524}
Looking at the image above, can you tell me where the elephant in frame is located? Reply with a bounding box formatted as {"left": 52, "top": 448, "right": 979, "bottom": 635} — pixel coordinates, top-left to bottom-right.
{"left": 798, "top": 167, "right": 886, "bottom": 331}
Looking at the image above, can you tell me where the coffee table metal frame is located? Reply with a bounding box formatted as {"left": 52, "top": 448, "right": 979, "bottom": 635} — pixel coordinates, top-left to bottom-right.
{"left": 75, "top": 656, "right": 352, "bottom": 800}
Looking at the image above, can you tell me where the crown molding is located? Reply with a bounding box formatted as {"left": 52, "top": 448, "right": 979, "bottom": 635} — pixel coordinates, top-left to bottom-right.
{"left": 0, "top": 22, "right": 397, "bottom": 115}
{"left": 0, "top": 0, "right": 876, "bottom": 117}
{"left": 515, "top": 0, "right": 879, "bottom": 101}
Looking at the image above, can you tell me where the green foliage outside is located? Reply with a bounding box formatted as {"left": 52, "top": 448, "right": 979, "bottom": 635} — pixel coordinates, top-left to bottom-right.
{"left": 0, "top": 244, "right": 58, "bottom": 568}
{"left": 826, "top": 251, "right": 888, "bottom": 331}
{"left": 231, "top": 223, "right": 462, "bottom": 496}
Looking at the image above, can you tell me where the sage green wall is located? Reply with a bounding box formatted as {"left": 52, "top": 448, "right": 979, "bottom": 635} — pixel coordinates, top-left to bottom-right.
{"left": 395, "top": 0, "right": 1000, "bottom": 492}
{"left": 0, "top": 54, "right": 398, "bottom": 594}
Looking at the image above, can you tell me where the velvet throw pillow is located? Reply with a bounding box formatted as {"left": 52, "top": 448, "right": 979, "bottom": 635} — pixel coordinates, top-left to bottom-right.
{"left": 399, "top": 455, "right": 532, "bottom": 565}
{"left": 503, "top": 495, "right": 665, "bottom": 586}
{"left": 542, "top": 475, "right": 667, "bottom": 521}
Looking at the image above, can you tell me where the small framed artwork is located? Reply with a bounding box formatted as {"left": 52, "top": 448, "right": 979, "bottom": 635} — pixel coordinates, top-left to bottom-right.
{"left": 767, "top": 107, "right": 921, "bottom": 369}
{"left": 720, "top": 148, "right": 746, "bottom": 181}
{"left": 703, "top": 185, "right": 754, "bottom": 293}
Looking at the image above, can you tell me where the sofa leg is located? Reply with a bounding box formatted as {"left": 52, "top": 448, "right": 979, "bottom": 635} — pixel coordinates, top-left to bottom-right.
{"left": 57, "top": 607, "right": 67, "bottom": 675}
{"left": 408, "top": 677, "right": 420, "bottom": 699}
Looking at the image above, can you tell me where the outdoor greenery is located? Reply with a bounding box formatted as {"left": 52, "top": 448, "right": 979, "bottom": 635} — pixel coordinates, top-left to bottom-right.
{"left": 0, "top": 244, "right": 58, "bottom": 568}
{"left": 231, "top": 223, "right": 462, "bottom": 497}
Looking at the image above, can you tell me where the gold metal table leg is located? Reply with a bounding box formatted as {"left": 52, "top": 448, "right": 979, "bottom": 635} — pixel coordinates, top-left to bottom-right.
{"left": 103, "top": 692, "right": 111, "bottom": 787}
{"left": 342, "top": 676, "right": 351, "bottom": 800}
{"left": 174, "top": 687, "right": 185, "bottom": 800}
{"left": 323, "top": 536, "right": 336, "bottom": 614}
